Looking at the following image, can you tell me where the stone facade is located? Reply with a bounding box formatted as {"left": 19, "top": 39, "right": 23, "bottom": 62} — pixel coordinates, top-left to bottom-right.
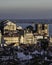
{"left": 0, "top": 20, "right": 49, "bottom": 46}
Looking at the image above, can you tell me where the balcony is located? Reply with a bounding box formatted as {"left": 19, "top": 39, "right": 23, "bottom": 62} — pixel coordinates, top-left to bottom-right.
{"left": 4, "top": 33, "right": 19, "bottom": 37}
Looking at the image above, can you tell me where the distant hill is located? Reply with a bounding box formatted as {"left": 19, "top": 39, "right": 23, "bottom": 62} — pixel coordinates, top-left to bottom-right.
{"left": 0, "top": 19, "right": 52, "bottom": 24}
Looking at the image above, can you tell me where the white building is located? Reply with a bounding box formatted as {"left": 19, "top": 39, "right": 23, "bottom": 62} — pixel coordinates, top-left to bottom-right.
{"left": 24, "top": 29, "right": 34, "bottom": 44}
{"left": 4, "top": 20, "right": 23, "bottom": 46}
{"left": 4, "top": 20, "right": 17, "bottom": 31}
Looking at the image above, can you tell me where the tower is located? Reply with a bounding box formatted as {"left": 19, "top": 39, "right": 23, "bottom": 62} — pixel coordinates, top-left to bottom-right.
{"left": 38, "top": 24, "right": 49, "bottom": 36}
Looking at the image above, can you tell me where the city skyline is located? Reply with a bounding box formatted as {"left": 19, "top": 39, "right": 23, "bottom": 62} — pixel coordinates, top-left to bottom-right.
{"left": 0, "top": 19, "right": 52, "bottom": 35}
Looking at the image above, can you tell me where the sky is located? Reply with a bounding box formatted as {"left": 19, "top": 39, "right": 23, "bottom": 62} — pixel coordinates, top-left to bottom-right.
{"left": 0, "top": 0, "right": 52, "bottom": 35}
{"left": 0, "top": 0, "right": 52, "bottom": 19}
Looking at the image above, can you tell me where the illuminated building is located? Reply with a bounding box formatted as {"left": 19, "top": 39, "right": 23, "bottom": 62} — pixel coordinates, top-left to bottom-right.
{"left": 4, "top": 20, "right": 23, "bottom": 46}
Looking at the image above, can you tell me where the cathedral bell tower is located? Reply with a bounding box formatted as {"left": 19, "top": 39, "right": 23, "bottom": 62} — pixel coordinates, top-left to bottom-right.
{"left": 38, "top": 24, "right": 49, "bottom": 36}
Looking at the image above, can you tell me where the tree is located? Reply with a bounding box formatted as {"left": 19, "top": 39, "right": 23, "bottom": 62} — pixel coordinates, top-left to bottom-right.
{"left": 0, "top": 20, "right": 7, "bottom": 35}
{"left": 0, "top": 20, "right": 7, "bottom": 47}
{"left": 26, "top": 25, "right": 33, "bottom": 30}
{"left": 40, "top": 39, "right": 49, "bottom": 50}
